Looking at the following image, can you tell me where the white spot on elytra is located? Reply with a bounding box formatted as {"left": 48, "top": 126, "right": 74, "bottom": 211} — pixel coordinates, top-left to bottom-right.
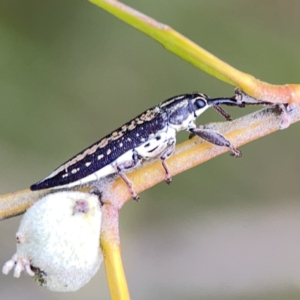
{"left": 62, "top": 174, "right": 69, "bottom": 178}
{"left": 119, "top": 143, "right": 123, "bottom": 147}
{"left": 85, "top": 162, "right": 91, "bottom": 167}
{"left": 107, "top": 149, "right": 111, "bottom": 155}
{"left": 98, "top": 154, "right": 104, "bottom": 160}
{"left": 127, "top": 137, "right": 132, "bottom": 142}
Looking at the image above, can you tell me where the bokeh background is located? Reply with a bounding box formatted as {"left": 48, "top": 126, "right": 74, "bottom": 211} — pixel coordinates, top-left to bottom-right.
{"left": 1, "top": 1, "right": 300, "bottom": 299}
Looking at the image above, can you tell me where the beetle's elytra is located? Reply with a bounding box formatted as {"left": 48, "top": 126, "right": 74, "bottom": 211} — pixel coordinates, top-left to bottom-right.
{"left": 30, "top": 92, "right": 248, "bottom": 200}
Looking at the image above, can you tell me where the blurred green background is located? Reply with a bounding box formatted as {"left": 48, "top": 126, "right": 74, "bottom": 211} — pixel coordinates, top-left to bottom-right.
{"left": 1, "top": 1, "right": 300, "bottom": 299}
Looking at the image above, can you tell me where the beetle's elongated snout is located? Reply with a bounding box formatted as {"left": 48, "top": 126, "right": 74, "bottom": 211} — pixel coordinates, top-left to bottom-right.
{"left": 205, "top": 97, "right": 245, "bottom": 121}
{"left": 207, "top": 97, "right": 245, "bottom": 108}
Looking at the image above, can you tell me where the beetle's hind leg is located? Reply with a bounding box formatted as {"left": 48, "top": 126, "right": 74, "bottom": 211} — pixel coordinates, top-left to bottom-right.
{"left": 115, "top": 151, "right": 141, "bottom": 201}
{"left": 189, "top": 126, "right": 241, "bottom": 157}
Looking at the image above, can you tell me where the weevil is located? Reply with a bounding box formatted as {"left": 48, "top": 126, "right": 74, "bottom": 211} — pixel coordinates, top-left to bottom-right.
{"left": 30, "top": 93, "right": 250, "bottom": 200}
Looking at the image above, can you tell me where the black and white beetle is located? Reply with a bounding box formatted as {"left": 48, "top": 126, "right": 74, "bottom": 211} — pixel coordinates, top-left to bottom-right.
{"left": 30, "top": 93, "right": 249, "bottom": 200}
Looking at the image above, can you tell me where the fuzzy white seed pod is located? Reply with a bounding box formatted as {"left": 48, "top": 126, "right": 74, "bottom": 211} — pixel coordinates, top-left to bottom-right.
{"left": 2, "top": 191, "right": 103, "bottom": 292}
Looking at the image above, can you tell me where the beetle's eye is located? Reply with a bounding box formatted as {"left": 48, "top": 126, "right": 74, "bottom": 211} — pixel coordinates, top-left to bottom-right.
{"left": 194, "top": 99, "right": 206, "bottom": 110}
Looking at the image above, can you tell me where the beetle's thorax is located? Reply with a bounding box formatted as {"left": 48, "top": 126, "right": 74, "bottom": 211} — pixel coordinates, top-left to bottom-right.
{"left": 163, "top": 93, "right": 209, "bottom": 131}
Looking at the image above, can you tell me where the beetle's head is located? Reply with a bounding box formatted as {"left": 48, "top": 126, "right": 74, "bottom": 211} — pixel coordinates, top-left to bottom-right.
{"left": 191, "top": 92, "right": 245, "bottom": 117}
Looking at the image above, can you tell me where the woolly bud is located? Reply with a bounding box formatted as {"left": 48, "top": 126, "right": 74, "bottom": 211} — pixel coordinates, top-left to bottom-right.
{"left": 2, "top": 191, "right": 102, "bottom": 292}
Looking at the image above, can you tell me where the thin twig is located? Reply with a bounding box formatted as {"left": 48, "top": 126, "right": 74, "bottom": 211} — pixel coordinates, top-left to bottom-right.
{"left": 1, "top": 104, "right": 296, "bottom": 220}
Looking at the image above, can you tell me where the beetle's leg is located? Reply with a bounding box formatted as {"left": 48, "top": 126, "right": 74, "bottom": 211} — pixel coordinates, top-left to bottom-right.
{"left": 189, "top": 105, "right": 233, "bottom": 140}
{"left": 189, "top": 126, "right": 241, "bottom": 157}
{"left": 234, "top": 88, "right": 293, "bottom": 129}
{"left": 160, "top": 138, "right": 176, "bottom": 184}
{"left": 116, "top": 151, "right": 141, "bottom": 201}
{"left": 212, "top": 105, "right": 233, "bottom": 121}
{"left": 117, "top": 171, "right": 139, "bottom": 201}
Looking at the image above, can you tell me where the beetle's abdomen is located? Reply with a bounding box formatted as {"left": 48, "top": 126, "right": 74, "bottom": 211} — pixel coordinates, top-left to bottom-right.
{"left": 31, "top": 108, "right": 168, "bottom": 190}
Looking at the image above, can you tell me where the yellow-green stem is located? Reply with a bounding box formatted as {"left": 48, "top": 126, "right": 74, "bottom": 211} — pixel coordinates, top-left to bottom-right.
{"left": 101, "top": 204, "right": 130, "bottom": 300}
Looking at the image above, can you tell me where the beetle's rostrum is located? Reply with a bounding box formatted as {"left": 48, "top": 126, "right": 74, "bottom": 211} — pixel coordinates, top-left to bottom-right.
{"left": 30, "top": 93, "right": 246, "bottom": 200}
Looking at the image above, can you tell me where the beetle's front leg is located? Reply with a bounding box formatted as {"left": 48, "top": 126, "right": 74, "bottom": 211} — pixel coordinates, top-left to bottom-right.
{"left": 189, "top": 126, "right": 241, "bottom": 157}
{"left": 116, "top": 151, "right": 141, "bottom": 201}
{"left": 212, "top": 104, "right": 234, "bottom": 121}
{"left": 160, "top": 138, "right": 176, "bottom": 184}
